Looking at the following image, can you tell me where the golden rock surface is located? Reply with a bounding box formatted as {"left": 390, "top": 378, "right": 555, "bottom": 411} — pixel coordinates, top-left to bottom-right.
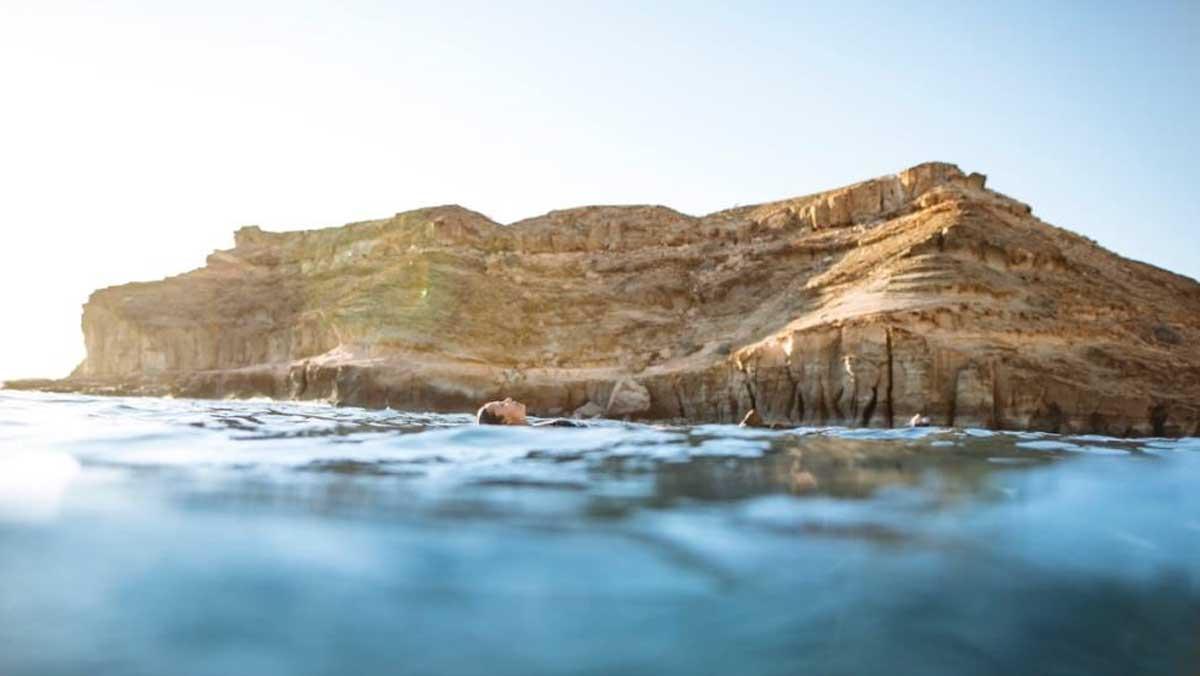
{"left": 12, "top": 162, "right": 1199, "bottom": 435}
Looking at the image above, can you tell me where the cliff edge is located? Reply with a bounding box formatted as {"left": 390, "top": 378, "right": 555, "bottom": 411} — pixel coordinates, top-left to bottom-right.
{"left": 9, "top": 162, "right": 1199, "bottom": 436}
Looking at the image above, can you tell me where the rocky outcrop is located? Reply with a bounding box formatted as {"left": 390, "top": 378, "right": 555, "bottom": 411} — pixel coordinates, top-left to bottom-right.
{"left": 9, "top": 162, "right": 1200, "bottom": 436}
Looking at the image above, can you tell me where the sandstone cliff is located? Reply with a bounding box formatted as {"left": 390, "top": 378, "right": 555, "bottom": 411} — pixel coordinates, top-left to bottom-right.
{"left": 10, "top": 162, "right": 1200, "bottom": 436}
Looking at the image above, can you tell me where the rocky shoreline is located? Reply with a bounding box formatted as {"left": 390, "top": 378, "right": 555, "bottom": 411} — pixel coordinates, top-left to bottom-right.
{"left": 10, "top": 162, "right": 1199, "bottom": 436}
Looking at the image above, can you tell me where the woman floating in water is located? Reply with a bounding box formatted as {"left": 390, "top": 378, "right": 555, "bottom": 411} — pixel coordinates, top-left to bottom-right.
{"left": 479, "top": 399, "right": 931, "bottom": 430}
{"left": 475, "top": 398, "right": 584, "bottom": 427}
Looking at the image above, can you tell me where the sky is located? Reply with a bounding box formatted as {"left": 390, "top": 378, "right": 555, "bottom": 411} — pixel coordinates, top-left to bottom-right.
{"left": 0, "top": 0, "right": 1197, "bottom": 380}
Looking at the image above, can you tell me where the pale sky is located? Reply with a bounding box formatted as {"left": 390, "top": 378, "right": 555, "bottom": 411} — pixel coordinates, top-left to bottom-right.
{"left": 1, "top": 0, "right": 1197, "bottom": 380}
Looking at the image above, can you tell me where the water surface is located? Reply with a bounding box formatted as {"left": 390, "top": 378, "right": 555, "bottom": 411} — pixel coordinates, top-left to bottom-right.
{"left": 1, "top": 390, "right": 1197, "bottom": 675}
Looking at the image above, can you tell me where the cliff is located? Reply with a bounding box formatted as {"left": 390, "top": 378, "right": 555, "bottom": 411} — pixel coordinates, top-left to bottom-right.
{"left": 9, "top": 162, "right": 1200, "bottom": 436}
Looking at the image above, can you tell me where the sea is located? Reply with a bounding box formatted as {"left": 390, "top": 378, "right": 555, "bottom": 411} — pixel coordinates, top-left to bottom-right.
{"left": 0, "top": 389, "right": 1197, "bottom": 676}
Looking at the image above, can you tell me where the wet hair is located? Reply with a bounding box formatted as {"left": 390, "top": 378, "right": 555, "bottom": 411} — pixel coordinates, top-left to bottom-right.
{"left": 476, "top": 404, "right": 505, "bottom": 425}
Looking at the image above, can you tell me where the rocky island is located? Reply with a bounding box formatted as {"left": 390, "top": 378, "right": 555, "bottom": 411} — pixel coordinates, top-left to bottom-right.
{"left": 8, "top": 162, "right": 1199, "bottom": 436}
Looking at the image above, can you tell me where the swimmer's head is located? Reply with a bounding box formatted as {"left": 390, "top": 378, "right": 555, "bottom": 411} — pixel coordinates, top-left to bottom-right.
{"left": 476, "top": 397, "right": 528, "bottom": 425}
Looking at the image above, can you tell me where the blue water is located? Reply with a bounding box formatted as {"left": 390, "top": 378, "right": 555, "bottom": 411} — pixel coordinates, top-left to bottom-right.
{"left": 0, "top": 390, "right": 1197, "bottom": 676}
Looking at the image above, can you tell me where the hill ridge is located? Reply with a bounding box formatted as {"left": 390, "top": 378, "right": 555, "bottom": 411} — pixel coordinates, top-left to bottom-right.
{"left": 8, "top": 162, "right": 1198, "bottom": 436}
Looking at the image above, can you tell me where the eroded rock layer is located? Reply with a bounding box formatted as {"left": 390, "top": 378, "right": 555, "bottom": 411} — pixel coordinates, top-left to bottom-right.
{"left": 10, "top": 162, "right": 1200, "bottom": 435}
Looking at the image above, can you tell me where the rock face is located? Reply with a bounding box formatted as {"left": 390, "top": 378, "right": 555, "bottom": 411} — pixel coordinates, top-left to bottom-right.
{"left": 10, "top": 162, "right": 1200, "bottom": 436}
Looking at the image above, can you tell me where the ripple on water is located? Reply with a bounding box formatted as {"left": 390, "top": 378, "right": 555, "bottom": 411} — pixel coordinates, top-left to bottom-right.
{"left": 0, "top": 391, "right": 1198, "bottom": 676}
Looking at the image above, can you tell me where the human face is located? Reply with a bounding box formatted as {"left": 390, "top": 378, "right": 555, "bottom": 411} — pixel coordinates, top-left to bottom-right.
{"left": 491, "top": 397, "right": 527, "bottom": 425}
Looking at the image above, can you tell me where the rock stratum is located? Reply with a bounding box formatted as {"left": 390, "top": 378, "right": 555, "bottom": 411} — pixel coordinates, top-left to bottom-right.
{"left": 8, "top": 162, "right": 1200, "bottom": 436}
